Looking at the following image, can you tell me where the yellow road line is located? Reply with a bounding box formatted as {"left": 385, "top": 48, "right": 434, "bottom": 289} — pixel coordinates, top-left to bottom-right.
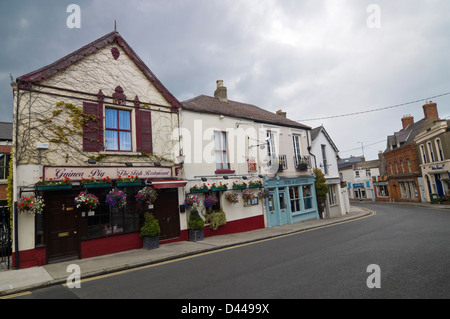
{"left": 65, "top": 208, "right": 376, "bottom": 285}
{"left": 0, "top": 291, "right": 32, "bottom": 299}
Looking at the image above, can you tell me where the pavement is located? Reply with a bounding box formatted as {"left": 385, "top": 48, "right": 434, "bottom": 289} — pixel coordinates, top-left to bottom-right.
{"left": 0, "top": 202, "right": 447, "bottom": 297}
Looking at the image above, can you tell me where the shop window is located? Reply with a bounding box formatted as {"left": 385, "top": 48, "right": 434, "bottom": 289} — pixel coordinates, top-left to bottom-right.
{"left": 377, "top": 185, "right": 389, "bottom": 197}
{"left": 289, "top": 186, "right": 301, "bottom": 212}
{"left": 302, "top": 185, "right": 313, "bottom": 209}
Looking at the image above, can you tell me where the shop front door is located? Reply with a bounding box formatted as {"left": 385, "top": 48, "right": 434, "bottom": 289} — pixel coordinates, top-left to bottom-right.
{"left": 45, "top": 193, "right": 80, "bottom": 263}
{"left": 152, "top": 189, "right": 180, "bottom": 240}
{"left": 278, "top": 189, "right": 289, "bottom": 225}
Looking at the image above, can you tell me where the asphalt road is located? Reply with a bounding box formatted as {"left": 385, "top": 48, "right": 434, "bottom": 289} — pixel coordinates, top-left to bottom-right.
{"left": 14, "top": 203, "right": 450, "bottom": 300}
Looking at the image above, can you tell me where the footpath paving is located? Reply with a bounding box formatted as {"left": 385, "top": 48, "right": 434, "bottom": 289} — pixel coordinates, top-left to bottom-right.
{"left": 0, "top": 202, "right": 446, "bottom": 297}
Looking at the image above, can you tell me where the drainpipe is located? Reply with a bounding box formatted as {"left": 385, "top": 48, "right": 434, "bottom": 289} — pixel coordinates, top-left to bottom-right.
{"left": 306, "top": 130, "right": 317, "bottom": 170}
{"left": 12, "top": 81, "right": 20, "bottom": 269}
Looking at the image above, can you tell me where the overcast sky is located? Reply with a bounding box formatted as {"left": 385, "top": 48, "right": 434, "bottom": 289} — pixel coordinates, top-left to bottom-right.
{"left": 1, "top": 0, "right": 449, "bottom": 161}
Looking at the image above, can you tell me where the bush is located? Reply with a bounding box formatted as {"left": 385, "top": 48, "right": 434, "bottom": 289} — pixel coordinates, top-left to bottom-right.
{"left": 188, "top": 208, "right": 205, "bottom": 230}
{"left": 205, "top": 209, "right": 226, "bottom": 230}
{"left": 140, "top": 212, "right": 160, "bottom": 237}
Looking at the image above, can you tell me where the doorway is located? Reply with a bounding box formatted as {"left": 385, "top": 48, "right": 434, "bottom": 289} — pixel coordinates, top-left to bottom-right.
{"left": 152, "top": 189, "right": 180, "bottom": 240}
{"left": 45, "top": 193, "right": 80, "bottom": 263}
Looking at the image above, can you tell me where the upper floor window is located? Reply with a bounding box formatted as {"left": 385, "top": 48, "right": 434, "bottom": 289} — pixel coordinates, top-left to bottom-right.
{"left": 214, "top": 131, "right": 229, "bottom": 170}
{"left": 427, "top": 141, "right": 435, "bottom": 162}
{"left": 0, "top": 153, "right": 10, "bottom": 180}
{"left": 266, "top": 131, "right": 276, "bottom": 159}
{"left": 105, "top": 108, "right": 132, "bottom": 151}
{"left": 292, "top": 135, "right": 302, "bottom": 163}
{"left": 435, "top": 138, "right": 444, "bottom": 161}
{"left": 420, "top": 145, "right": 427, "bottom": 164}
{"left": 321, "top": 144, "right": 328, "bottom": 175}
{"left": 82, "top": 102, "right": 152, "bottom": 153}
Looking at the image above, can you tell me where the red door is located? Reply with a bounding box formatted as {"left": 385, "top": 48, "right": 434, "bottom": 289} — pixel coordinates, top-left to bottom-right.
{"left": 152, "top": 189, "right": 180, "bottom": 240}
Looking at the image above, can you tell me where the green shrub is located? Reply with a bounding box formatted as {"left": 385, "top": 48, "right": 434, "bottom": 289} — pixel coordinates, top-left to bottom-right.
{"left": 188, "top": 208, "right": 205, "bottom": 230}
{"left": 205, "top": 209, "right": 226, "bottom": 231}
{"left": 140, "top": 212, "right": 160, "bottom": 237}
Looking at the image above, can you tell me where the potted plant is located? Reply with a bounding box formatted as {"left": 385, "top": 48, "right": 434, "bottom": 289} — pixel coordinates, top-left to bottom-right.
{"left": 140, "top": 212, "right": 160, "bottom": 249}
{"left": 106, "top": 189, "right": 127, "bottom": 208}
{"left": 188, "top": 208, "right": 205, "bottom": 242}
{"left": 135, "top": 186, "right": 158, "bottom": 209}
{"left": 74, "top": 191, "right": 99, "bottom": 213}
{"left": 204, "top": 209, "right": 226, "bottom": 231}
{"left": 18, "top": 196, "right": 45, "bottom": 215}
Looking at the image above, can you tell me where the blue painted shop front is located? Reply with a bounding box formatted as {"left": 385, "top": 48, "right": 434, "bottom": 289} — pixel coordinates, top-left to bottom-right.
{"left": 264, "top": 175, "right": 320, "bottom": 227}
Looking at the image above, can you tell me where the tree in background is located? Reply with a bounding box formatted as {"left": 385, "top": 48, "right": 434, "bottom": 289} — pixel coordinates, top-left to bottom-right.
{"left": 314, "top": 168, "right": 328, "bottom": 219}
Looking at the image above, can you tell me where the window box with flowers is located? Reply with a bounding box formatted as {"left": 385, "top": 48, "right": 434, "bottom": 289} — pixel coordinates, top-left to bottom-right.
{"left": 232, "top": 181, "right": 247, "bottom": 190}
{"left": 210, "top": 182, "right": 228, "bottom": 192}
{"left": 248, "top": 180, "right": 263, "bottom": 189}
{"left": 18, "top": 196, "right": 45, "bottom": 215}
{"left": 190, "top": 183, "right": 209, "bottom": 193}
{"left": 74, "top": 191, "right": 99, "bottom": 213}
{"left": 36, "top": 177, "right": 72, "bottom": 191}
{"left": 116, "top": 175, "right": 142, "bottom": 187}
{"left": 82, "top": 176, "right": 112, "bottom": 189}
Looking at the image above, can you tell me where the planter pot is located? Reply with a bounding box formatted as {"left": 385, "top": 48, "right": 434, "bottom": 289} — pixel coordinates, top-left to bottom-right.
{"left": 249, "top": 185, "right": 262, "bottom": 189}
{"left": 232, "top": 186, "right": 247, "bottom": 190}
{"left": 116, "top": 181, "right": 141, "bottom": 187}
{"left": 142, "top": 236, "right": 159, "bottom": 250}
{"left": 190, "top": 188, "right": 209, "bottom": 194}
{"left": 83, "top": 182, "right": 113, "bottom": 189}
{"left": 296, "top": 164, "right": 308, "bottom": 171}
{"left": 189, "top": 229, "right": 204, "bottom": 242}
{"left": 37, "top": 184, "right": 72, "bottom": 191}
{"left": 211, "top": 187, "right": 227, "bottom": 192}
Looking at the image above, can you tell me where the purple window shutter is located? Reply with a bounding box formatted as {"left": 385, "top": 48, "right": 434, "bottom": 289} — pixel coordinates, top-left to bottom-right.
{"left": 136, "top": 109, "right": 152, "bottom": 153}
{"left": 83, "top": 102, "right": 104, "bottom": 152}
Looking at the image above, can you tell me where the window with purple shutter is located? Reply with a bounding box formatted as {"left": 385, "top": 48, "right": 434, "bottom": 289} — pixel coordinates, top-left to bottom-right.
{"left": 83, "top": 102, "right": 104, "bottom": 152}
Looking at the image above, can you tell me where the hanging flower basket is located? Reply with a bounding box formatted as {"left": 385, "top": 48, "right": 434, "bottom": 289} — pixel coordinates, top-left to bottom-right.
{"left": 184, "top": 195, "right": 202, "bottom": 209}
{"left": 135, "top": 186, "right": 158, "bottom": 207}
{"left": 204, "top": 194, "right": 218, "bottom": 208}
{"left": 258, "top": 188, "right": 271, "bottom": 199}
{"left": 225, "top": 192, "right": 239, "bottom": 204}
{"left": 18, "top": 196, "right": 45, "bottom": 215}
{"left": 242, "top": 189, "right": 256, "bottom": 201}
{"left": 74, "top": 191, "right": 99, "bottom": 211}
{"left": 106, "top": 189, "right": 127, "bottom": 208}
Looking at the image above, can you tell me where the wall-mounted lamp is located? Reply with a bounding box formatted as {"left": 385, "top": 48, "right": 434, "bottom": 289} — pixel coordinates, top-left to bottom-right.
{"left": 88, "top": 159, "right": 96, "bottom": 164}
{"left": 223, "top": 176, "right": 229, "bottom": 180}
{"left": 154, "top": 162, "right": 161, "bottom": 167}
{"left": 201, "top": 177, "right": 207, "bottom": 182}
{"left": 242, "top": 176, "right": 248, "bottom": 180}
{"left": 125, "top": 162, "right": 133, "bottom": 167}
{"left": 176, "top": 155, "right": 185, "bottom": 165}
{"left": 258, "top": 174, "right": 264, "bottom": 178}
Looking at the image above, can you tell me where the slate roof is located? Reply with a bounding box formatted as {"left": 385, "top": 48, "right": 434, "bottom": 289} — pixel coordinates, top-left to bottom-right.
{"left": 337, "top": 156, "right": 363, "bottom": 170}
{"left": 384, "top": 118, "right": 428, "bottom": 152}
{"left": 17, "top": 31, "right": 182, "bottom": 109}
{"left": 182, "top": 95, "right": 311, "bottom": 130}
{"left": 311, "top": 126, "right": 339, "bottom": 153}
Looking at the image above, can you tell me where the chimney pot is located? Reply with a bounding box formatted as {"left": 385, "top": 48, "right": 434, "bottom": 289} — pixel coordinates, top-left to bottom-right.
{"left": 214, "top": 79, "right": 228, "bottom": 102}
{"left": 401, "top": 114, "right": 414, "bottom": 131}
{"left": 422, "top": 101, "right": 439, "bottom": 120}
{"left": 276, "top": 109, "right": 287, "bottom": 118}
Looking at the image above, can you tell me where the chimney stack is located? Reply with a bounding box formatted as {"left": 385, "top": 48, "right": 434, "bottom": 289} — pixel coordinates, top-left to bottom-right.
{"left": 422, "top": 101, "right": 439, "bottom": 120}
{"left": 401, "top": 114, "right": 414, "bottom": 131}
{"left": 276, "top": 109, "right": 286, "bottom": 118}
{"left": 214, "top": 80, "right": 228, "bottom": 102}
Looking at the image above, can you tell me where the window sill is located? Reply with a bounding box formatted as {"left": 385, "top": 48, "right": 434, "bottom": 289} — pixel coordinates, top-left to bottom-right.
{"left": 215, "top": 169, "right": 235, "bottom": 174}
{"left": 99, "top": 151, "right": 142, "bottom": 156}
